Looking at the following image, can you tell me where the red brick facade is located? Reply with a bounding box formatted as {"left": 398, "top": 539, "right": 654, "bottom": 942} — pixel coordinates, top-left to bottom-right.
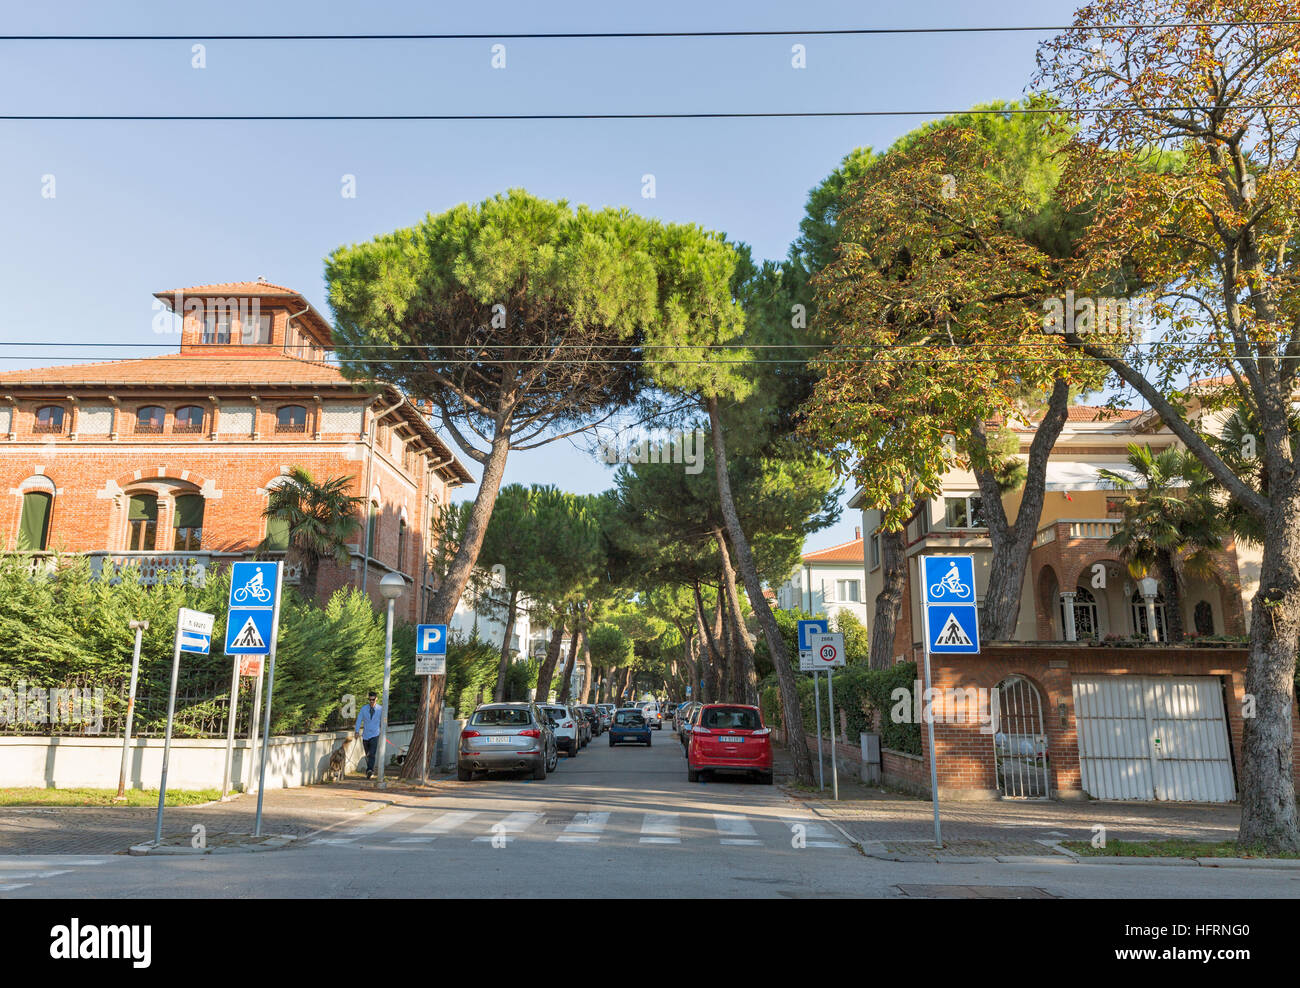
{"left": 0, "top": 282, "right": 473, "bottom": 622}
{"left": 917, "top": 643, "right": 1300, "bottom": 800}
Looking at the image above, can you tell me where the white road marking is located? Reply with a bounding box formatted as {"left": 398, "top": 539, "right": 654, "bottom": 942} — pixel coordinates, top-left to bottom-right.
{"left": 412, "top": 810, "right": 479, "bottom": 835}
{"left": 714, "top": 814, "right": 761, "bottom": 846}
{"left": 0, "top": 884, "right": 32, "bottom": 892}
{"left": 473, "top": 811, "right": 542, "bottom": 842}
{"left": 314, "top": 809, "right": 415, "bottom": 844}
{"left": 557, "top": 811, "right": 610, "bottom": 843}
{"left": 640, "top": 812, "right": 680, "bottom": 844}
{"left": 781, "top": 817, "right": 847, "bottom": 848}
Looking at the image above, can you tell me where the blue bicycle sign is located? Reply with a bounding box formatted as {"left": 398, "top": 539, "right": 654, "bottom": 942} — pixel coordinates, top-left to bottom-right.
{"left": 921, "top": 556, "right": 976, "bottom": 604}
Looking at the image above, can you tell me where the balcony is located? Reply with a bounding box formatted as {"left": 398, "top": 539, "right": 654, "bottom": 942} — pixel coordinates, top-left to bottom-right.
{"left": 1033, "top": 519, "right": 1121, "bottom": 548}
{"left": 84, "top": 552, "right": 302, "bottom": 586}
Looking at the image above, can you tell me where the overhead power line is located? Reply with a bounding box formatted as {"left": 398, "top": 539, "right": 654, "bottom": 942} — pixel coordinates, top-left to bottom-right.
{"left": 1, "top": 21, "right": 1296, "bottom": 40}
{"left": 3, "top": 103, "right": 1296, "bottom": 121}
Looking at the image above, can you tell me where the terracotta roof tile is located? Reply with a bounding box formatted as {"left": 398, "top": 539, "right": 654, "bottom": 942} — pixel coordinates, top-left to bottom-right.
{"left": 155, "top": 281, "right": 301, "bottom": 297}
{"left": 0, "top": 351, "right": 351, "bottom": 386}
{"left": 802, "top": 537, "right": 865, "bottom": 564}
{"left": 1065, "top": 405, "right": 1143, "bottom": 422}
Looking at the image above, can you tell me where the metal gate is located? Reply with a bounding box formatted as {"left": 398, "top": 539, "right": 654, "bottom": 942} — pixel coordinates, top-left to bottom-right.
{"left": 1072, "top": 675, "right": 1235, "bottom": 801}
{"left": 992, "top": 676, "right": 1050, "bottom": 798}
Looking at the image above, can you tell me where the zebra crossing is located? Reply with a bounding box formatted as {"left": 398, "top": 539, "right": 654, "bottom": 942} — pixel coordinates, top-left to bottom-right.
{"left": 311, "top": 806, "right": 852, "bottom": 851}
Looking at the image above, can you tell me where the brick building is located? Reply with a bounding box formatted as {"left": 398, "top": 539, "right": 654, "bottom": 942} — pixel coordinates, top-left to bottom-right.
{"left": 0, "top": 280, "right": 473, "bottom": 622}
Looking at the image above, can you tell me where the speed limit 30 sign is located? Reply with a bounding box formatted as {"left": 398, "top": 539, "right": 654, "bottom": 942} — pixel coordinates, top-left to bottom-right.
{"left": 807, "top": 633, "right": 846, "bottom": 668}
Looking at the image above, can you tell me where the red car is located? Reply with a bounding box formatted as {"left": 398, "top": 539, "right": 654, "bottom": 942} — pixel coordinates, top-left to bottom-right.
{"left": 687, "top": 703, "right": 773, "bottom": 784}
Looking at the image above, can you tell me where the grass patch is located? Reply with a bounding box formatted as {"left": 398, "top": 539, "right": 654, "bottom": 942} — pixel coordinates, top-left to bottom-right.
{"left": 1062, "top": 838, "right": 1300, "bottom": 859}
{"left": 0, "top": 788, "right": 223, "bottom": 807}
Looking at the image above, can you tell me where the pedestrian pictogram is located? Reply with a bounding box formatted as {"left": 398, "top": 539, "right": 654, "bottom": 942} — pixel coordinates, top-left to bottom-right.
{"left": 934, "top": 611, "right": 974, "bottom": 648}
{"left": 230, "top": 615, "right": 265, "bottom": 649}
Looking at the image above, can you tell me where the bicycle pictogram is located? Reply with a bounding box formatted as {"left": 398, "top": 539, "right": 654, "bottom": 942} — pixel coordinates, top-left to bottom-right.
{"left": 929, "top": 561, "right": 970, "bottom": 599}
{"left": 232, "top": 566, "right": 273, "bottom": 603}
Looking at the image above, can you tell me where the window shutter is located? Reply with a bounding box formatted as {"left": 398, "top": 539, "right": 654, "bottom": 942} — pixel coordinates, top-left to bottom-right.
{"left": 266, "top": 515, "right": 290, "bottom": 551}
{"left": 18, "top": 492, "right": 52, "bottom": 550}
{"left": 128, "top": 495, "right": 158, "bottom": 522}
{"left": 173, "top": 494, "right": 205, "bottom": 529}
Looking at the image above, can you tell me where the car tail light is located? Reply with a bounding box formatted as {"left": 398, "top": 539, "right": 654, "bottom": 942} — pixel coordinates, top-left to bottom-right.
{"left": 692, "top": 726, "right": 711, "bottom": 735}
{"left": 752, "top": 727, "right": 771, "bottom": 737}
{"left": 519, "top": 729, "right": 541, "bottom": 738}
{"left": 461, "top": 729, "right": 480, "bottom": 739}
{"left": 563, "top": 721, "right": 574, "bottom": 728}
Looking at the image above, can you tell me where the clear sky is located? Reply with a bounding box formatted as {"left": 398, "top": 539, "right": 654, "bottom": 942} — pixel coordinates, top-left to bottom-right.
{"left": 0, "top": 0, "right": 1085, "bottom": 555}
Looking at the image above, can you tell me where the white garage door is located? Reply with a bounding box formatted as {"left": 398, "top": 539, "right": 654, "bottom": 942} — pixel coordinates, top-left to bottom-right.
{"left": 1072, "top": 675, "right": 1236, "bottom": 802}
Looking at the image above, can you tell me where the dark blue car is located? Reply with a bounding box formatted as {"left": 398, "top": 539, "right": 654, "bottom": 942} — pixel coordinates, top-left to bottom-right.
{"left": 609, "top": 707, "right": 652, "bottom": 747}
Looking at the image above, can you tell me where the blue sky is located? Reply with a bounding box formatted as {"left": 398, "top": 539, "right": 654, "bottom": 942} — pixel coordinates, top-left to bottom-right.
{"left": 0, "top": 0, "right": 1085, "bottom": 554}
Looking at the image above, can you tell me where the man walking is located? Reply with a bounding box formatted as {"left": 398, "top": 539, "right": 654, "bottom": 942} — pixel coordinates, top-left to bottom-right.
{"left": 355, "top": 691, "right": 383, "bottom": 779}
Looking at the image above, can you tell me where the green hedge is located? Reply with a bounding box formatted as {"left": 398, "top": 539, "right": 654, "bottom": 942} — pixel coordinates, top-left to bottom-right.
{"left": 760, "top": 661, "right": 921, "bottom": 756}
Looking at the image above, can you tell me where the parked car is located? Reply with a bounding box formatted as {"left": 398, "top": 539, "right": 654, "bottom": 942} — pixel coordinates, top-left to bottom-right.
{"left": 678, "top": 702, "right": 703, "bottom": 754}
{"left": 687, "top": 703, "right": 773, "bottom": 784}
{"left": 641, "top": 702, "right": 663, "bottom": 731}
{"left": 574, "top": 706, "right": 594, "bottom": 744}
{"left": 595, "top": 704, "right": 614, "bottom": 730}
{"left": 609, "top": 707, "right": 653, "bottom": 747}
{"left": 675, "top": 701, "right": 698, "bottom": 733}
{"left": 663, "top": 702, "right": 678, "bottom": 723}
{"left": 576, "top": 705, "right": 603, "bottom": 737}
{"left": 540, "top": 703, "right": 582, "bottom": 757}
{"left": 458, "top": 702, "right": 558, "bottom": 781}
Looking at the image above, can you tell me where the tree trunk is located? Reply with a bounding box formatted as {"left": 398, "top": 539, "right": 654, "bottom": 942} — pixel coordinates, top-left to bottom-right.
{"left": 715, "top": 528, "right": 759, "bottom": 704}
{"left": 621, "top": 665, "right": 634, "bottom": 702}
{"left": 693, "top": 584, "right": 720, "bottom": 704}
{"left": 534, "top": 625, "right": 566, "bottom": 704}
{"left": 493, "top": 586, "right": 519, "bottom": 702}
{"left": 558, "top": 626, "right": 583, "bottom": 703}
{"left": 578, "top": 639, "right": 592, "bottom": 703}
{"left": 397, "top": 672, "right": 446, "bottom": 783}
{"left": 707, "top": 395, "right": 814, "bottom": 784}
{"left": 401, "top": 430, "right": 512, "bottom": 779}
{"left": 1157, "top": 552, "right": 1186, "bottom": 643}
{"left": 968, "top": 376, "right": 1071, "bottom": 641}
{"left": 1238, "top": 471, "right": 1300, "bottom": 851}
{"left": 716, "top": 584, "right": 733, "bottom": 702}
{"left": 870, "top": 494, "right": 908, "bottom": 670}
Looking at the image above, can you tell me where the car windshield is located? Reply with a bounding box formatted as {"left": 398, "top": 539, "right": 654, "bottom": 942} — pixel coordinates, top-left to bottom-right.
{"left": 701, "top": 707, "right": 761, "bottom": 730}
{"left": 615, "top": 711, "right": 645, "bottom": 727}
{"left": 471, "top": 708, "right": 532, "bottom": 727}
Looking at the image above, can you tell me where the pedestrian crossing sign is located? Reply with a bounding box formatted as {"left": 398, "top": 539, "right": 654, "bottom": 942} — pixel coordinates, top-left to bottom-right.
{"left": 925, "top": 603, "right": 981, "bottom": 654}
{"left": 225, "top": 608, "right": 274, "bottom": 655}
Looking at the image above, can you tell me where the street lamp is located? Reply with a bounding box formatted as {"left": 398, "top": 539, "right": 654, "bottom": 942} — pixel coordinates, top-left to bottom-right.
{"left": 116, "top": 619, "right": 149, "bottom": 799}
{"left": 376, "top": 572, "right": 406, "bottom": 788}
{"left": 1138, "top": 576, "right": 1160, "bottom": 643}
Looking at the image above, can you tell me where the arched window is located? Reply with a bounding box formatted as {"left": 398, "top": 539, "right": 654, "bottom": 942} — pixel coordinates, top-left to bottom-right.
{"left": 1060, "top": 585, "right": 1100, "bottom": 640}
{"left": 34, "top": 405, "right": 65, "bottom": 434}
{"left": 136, "top": 406, "right": 165, "bottom": 434}
{"left": 1194, "top": 600, "right": 1215, "bottom": 636}
{"left": 366, "top": 502, "right": 379, "bottom": 557}
{"left": 172, "top": 494, "right": 204, "bottom": 550}
{"left": 1131, "top": 589, "right": 1169, "bottom": 641}
{"left": 17, "top": 484, "right": 54, "bottom": 551}
{"left": 127, "top": 493, "right": 158, "bottom": 551}
{"left": 174, "top": 405, "right": 205, "bottom": 434}
{"left": 275, "top": 405, "right": 307, "bottom": 433}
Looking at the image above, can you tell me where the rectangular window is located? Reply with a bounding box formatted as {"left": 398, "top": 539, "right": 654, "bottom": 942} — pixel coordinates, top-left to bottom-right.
{"left": 202, "top": 311, "right": 231, "bottom": 344}
{"left": 18, "top": 492, "right": 52, "bottom": 551}
{"left": 243, "top": 313, "right": 272, "bottom": 345}
{"left": 172, "top": 494, "right": 205, "bottom": 551}
{"left": 265, "top": 515, "right": 290, "bottom": 552}
{"left": 944, "top": 495, "right": 987, "bottom": 529}
{"left": 869, "top": 533, "right": 881, "bottom": 570}
{"left": 127, "top": 495, "right": 158, "bottom": 551}
{"left": 836, "top": 579, "right": 861, "bottom": 602}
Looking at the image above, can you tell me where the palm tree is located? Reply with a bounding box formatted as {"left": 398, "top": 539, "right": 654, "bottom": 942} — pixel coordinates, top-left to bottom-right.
{"left": 260, "top": 467, "right": 365, "bottom": 602}
{"left": 1099, "top": 444, "right": 1225, "bottom": 642}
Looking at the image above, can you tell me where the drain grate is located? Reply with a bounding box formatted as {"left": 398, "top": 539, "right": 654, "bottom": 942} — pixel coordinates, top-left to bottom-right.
{"left": 540, "top": 812, "right": 593, "bottom": 825}
{"left": 895, "top": 885, "right": 1059, "bottom": 899}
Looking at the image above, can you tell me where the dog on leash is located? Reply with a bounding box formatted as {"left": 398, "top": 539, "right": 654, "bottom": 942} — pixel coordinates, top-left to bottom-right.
{"left": 326, "top": 732, "right": 355, "bottom": 782}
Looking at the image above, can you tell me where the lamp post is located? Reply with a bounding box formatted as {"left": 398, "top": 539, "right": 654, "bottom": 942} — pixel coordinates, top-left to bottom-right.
{"left": 376, "top": 572, "right": 406, "bottom": 789}
{"left": 1138, "top": 576, "right": 1160, "bottom": 643}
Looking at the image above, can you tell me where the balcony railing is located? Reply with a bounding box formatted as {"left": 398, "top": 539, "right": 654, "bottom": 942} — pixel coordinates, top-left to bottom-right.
{"left": 1034, "top": 518, "right": 1122, "bottom": 548}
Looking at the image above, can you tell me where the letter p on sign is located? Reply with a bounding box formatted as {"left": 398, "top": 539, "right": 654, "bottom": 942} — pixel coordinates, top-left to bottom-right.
{"left": 418, "top": 624, "right": 447, "bottom": 655}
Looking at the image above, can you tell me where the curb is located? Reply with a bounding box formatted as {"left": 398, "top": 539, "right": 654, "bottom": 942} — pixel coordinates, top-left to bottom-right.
{"left": 128, "top": 834, "right": 297, "bottom": 856}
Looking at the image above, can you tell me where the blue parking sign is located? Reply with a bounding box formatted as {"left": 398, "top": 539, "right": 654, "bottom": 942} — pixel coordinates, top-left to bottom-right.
{"left": 416, "top": 624, "right": 448, "bottom": 655}
{"left": 797, "top": 619, "right": 829, "bottom": 651}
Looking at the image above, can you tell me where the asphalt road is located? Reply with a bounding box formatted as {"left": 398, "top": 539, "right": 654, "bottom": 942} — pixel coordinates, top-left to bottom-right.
{"left": 3, "top": 727, "right": 1300, "bottom": 899}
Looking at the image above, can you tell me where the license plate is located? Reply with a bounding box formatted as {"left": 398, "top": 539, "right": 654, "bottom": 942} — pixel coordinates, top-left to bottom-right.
{"left": 720, "top": 736, "right": 744, "bottom": 744}
{"left": 483, "top": 736, "right": 512, "bottom": 744}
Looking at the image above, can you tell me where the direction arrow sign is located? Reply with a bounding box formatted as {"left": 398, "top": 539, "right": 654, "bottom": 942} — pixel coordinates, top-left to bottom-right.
{"left": 177, "top": 608, "right": 214, "bottom": 655}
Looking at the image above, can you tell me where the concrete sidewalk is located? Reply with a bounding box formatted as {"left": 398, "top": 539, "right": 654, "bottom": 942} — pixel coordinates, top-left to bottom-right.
{"left": 0, "top": 774, "right": 453, "bottom": 855}
{"left": 773, "top": 747, "right": 1240, "bottom": 859}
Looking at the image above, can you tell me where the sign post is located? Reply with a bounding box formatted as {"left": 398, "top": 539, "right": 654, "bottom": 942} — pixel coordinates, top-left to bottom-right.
{"left": 797, "top": 620, "right": 828, "bottom": 790}
{"left": 154, "top": 607, "right": 213, "bottom": 845}
{"left": 224, "top": 561, "right": 283, "bottom": 837}
{"left": 920, "top": 555, "right": 981, "bottom": 849}
{"left": 116, "top": 619, "right": 148, "bottom": 800}
{"left": 415, "top": 624, "right": 448, "bottom": 784}
{"left": 808, "top": 632, "right": 846, "bottom": 801}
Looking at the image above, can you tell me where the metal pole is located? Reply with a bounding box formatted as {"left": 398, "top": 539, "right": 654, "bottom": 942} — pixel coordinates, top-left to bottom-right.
{"left": 245, "top": 654, "right": 265, "bottom": 794}
{"left": 923, "top": 643, "right": 942, "bottom": 848}
{"left": 827, "top": 666, "right": 839, "bottom": 801}
{"left": 253, "top": 562, "right": 285, "bottom": 838}
{"left": 813, "top": 670, "right": 824, "bottom": 791}
{"left": 220, "top": 656, "right": 240, "bottom": 799}
{"left": 377, "top": 596, "right": 395, "bottom": 789}
{"left": 116, "top": 620, "right": 147, "bottom": 800}
{"left": 154, "top": 620, "right": 183, "bottom": 845}
{"left": 420, "top": 675, "right": 430, "bottom": 785}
